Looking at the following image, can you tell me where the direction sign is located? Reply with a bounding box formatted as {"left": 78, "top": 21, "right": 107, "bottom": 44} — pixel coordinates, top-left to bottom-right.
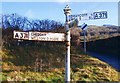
{"left": 13, "top": 31, "right": 29, "bottom": 40}
{"left": 81, "top": 23, "right": 87, "bottom": 30}
{"left": 93, "top": 11, "right": 107, "bottom": 19}
{"left": 69, "top": 11, "right": 107, "bottom": 21}
{"left": 13, "top": 31, "right": 65, "bottom": 41}
{"left": 29, "top": 32, "right": 65, "bottom": 41}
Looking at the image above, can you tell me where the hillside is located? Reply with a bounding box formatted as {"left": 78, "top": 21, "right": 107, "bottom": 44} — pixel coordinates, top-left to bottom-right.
{"left": 1, "top": 42, "right": 119, "bottom": 82}
{"left": 80, "top": 25, "right": 119, "bottom": 42}
{"left": 1, "top": 14, "right": 120, "bottom": 82}
{"left": 87, "top": 36, "right": 120, "bottom": 56}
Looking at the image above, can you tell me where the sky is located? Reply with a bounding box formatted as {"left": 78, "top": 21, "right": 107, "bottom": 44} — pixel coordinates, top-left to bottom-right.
{"left": 1, "top": 0, "right": 120, "bottom": 2}
{"left": 1, "top": 0, "right": 120, "bottom": 26}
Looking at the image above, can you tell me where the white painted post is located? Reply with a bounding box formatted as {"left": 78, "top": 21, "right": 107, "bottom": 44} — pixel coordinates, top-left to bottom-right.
{"left": 63, "top": 4, "right": 71, "bottom": 82}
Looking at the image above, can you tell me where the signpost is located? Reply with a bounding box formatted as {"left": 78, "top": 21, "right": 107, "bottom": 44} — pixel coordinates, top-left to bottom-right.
{"left": 93, "top": 11, "right": 107, "bottom": 19}
{"left": 69, "top": 11, "right": 107, "bottom": 21}
{"left": 29, "top": 32, "right": 65, "bottom": 41}
{"left": 13, "top": 4, "right": 108, "bottom": 82}
{"left": 81, "top": 23, "right": 87, "bottom": 30}
{"left": 63, "top": 5, "right": 108, "bottom": 82}
{"left": 13, "top": 31, "right": 29, "bottom": 40}
{"left": 64, "top": 4, "right": 71, "bottom": 82}
{"left": 81, "top": 23, "right": 88, "bottom": 53}
{"left": 14, "top": 31, "right": 65, "bottom": 42}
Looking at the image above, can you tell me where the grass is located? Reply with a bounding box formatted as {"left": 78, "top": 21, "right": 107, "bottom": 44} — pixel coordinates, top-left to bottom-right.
{"left": 71, "top": 54, "right": 119, "bottom": 81}
{"left": 5, "top": 70, "right": 64, "bottom": 82}
{"left": 1, "top": 43, "right": 119, "bottom": 82}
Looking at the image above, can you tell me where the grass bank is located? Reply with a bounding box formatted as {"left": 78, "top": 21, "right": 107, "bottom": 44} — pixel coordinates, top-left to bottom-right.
{"left": 0, "top": 43, "right": 119, "bottom": 82}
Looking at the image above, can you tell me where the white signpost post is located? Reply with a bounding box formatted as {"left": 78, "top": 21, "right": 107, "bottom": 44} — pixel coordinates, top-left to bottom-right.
{"left": 64, "top": 4, "right": 71, "bottom": 82}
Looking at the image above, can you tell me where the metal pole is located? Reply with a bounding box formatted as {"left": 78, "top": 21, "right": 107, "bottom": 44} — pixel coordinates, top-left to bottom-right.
{"left": 65, "top": 24, "right": 71, "bottom": 82}
{"left": 63, "top": 4, "right": 71, "bottom": 82}
{"left": 17, "top": 40, "right": 20, "bottom": 46}
{"left": 84, "top": 30, "right": 86, "bottom": 53}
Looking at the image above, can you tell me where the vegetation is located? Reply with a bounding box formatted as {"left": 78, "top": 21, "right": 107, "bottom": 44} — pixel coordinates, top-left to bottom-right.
{"left": 87, "top": 36, "right": 120, "bottom": 56}
{"left": 80, "top": 25, "right": 119, "bottom": 42}
{"left": 1, "top": 45, "right": 119, "bottom": 82}
{"left": 2, "top": 13, "right": 63, "bottom": 31}
{"left": 1, "top": 13, "right": 119, "bottom": 82}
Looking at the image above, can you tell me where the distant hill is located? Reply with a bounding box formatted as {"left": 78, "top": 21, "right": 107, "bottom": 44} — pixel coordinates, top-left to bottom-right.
{"left": 79, "top": 25, "right": 119, "bottom": 42}
{"left": 102, "top": 24, "right": 119, "bottom": 28}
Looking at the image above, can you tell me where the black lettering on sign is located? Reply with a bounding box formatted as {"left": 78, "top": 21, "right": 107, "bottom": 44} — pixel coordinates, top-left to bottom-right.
{"left": 20, "top": 33, "right": 23, "bottom": 38}
{"left": 93, "top": 11, "right": 107, "bottom": 19}
{"left": 32, "top": 33, "right": 37, "bottom": 36}
{"left": 40, "top": 37, "right": 46, "bottom": 40}
{"left": 103, "top": 12, "right": 107, "bottom": 18}
{"left": 49, "top": 37, "right": 58, "bottom": 41}
{"left": 31, "top": 36, "right": 37, "bottom": 40}
{"left": 94, "top": 13, "right": 99, "bottom": 19}
{"left": 98, "top": 13, "right": 102, "bottom": 18}
{"left": 15, "top": 33, "right": 19, "bottom": 38}
{"left": 39, "top": 33, "right": 46, "bottom": 36}
{"left": 24, "top": 33, "right": 28, "bottom": 39}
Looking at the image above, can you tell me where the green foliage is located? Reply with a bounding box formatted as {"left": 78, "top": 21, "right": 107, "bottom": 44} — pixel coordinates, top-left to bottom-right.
{"left": 1, "top": 42, "right": 119, "bottom": 82}
{"left": 2, "top": 70, "right": 64, "bottom": 82}
{"left": 87, "top": 36, "right": 119, "bottom": 55}
{"left": 84, "top": 25, "right": 119, "bottom": 42}
{"left": 1, "top": 27, "right": 119, "bottom": 82}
